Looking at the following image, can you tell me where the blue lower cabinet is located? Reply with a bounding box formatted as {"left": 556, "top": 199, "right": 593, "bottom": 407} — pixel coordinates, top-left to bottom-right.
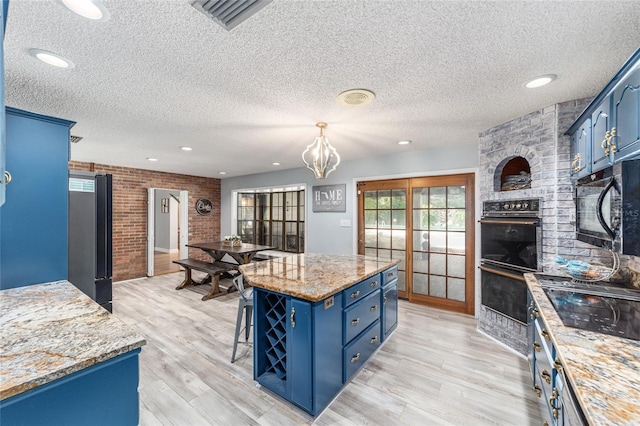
{"left": 0, "top": 349, "right": 141, "bottom": 426}
{"left": 253, "top": 266, "right": 398, "bottom": 416}
{"left": 254, "top": 289, "right": 343, "bottom": 415}
{"left": 343, "top": 319, "right": 381, "bottom": 382}
{"left": 381, "top": 280, "right": 398, "bottom": 341}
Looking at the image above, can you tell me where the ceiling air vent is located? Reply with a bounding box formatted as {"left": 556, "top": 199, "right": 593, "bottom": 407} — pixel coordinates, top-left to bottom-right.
{"left": 70, "top": 135, "right": 83, "bottom": 143}
{"left": 191, "top": 0, "right": 273, "bottom": 31}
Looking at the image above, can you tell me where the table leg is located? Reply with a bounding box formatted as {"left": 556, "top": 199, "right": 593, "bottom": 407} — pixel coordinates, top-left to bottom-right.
{"left": 175, "top": 268, "right": 195, "bottom": 290}
{"left": 202, "top": 275, "right": 222, "bottom": 301}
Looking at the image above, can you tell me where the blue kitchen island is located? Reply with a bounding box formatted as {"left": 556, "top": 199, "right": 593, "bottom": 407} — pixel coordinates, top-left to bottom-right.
{"left": 239, "top": 253, "right": 399, "bottom": 416}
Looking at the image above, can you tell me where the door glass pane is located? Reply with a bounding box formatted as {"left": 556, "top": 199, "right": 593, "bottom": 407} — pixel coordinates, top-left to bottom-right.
{"left": 391, "top": 230, "right": 406, "bottom": 249}
{"left": 413, "top": 188, "right": 428, "bottom": 208}
{"left": 429, "top": 231, "right": 447, "bottom": 253}
{"left": 392, "top": 189, "right": 406, "bottom": 209}
{"left": 365, "top": 191, "right": 377, "bottom": 209}
{"left": 378, "top": 230, "right": 391, "bottom": 249}
{"left": 448, "top": 232, "right": 465, "bottom": 254}
{"left": 448, "top": 277, "right": 466, "bottom": 301}
{"left": 397, "top": 271, "right": 406, "bottom": 292}
{"left": 429, "top": 275, "right": 446, "bottom": 297}
{"left": 447, "top": 186, "right": 466, "bottom": 208}
{"left": 365, "top": 210, "right": 377, "bottom": 227}
{"left": 430, "top": 253, "right": 446, "bottom": 275}
{"left": 378, "top": 210, "right": 391, "bottom": 228}
{"left": 392, "top": 210, "right": 405, "bottom": 228}
{"left": 448, "top": 254, "right": 465, "bottom": 278}
{"left": 364, "top": 229, "right": 377, "bottom": 247}
{"left": 413, "top": 273, "right": 428, "bottom": 295}
{"left": 413, "top": 252, "right": 428, "bottom": 273}
{"left": 378, "top": 249, "right": 391, "bottom": 259}
{"left": 429, "top": 187, "right": 446, "bottom": 208}
{"left": 378, "top": 190, "right": 391, "bottom": 209}
{"left": 413, "top": 209, "right": 428, "bottom": 230}
{"left": 429, "top": 210, "right": 446, "bottom": 230}
{"left": 447, "top": 209, "right": 465, "bottom": 231}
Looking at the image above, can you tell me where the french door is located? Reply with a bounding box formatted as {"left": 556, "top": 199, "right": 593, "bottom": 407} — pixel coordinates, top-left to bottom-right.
{"left": 357, "top": 174, "right": 475, "bottom": 315}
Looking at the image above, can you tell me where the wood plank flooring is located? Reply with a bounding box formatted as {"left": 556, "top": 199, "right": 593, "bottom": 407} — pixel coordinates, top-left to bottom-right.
{"left": 112, "top": 272, "right": 544, "bottom": 425}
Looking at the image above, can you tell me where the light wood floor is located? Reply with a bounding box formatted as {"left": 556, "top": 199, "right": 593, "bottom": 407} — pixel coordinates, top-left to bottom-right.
{"left": 113, "top": 272, "right": 543, "bottom": 425}
{"left": 153, "top": 251, "right": 181, "bottom": 275}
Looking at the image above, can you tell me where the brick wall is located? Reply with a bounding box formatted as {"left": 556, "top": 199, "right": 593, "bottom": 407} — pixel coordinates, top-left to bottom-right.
{"left": 69, "top": 161, "right": 220, "bottom": 281}
{"left": 476, "top": 98, "right": 592, "bottom": 354}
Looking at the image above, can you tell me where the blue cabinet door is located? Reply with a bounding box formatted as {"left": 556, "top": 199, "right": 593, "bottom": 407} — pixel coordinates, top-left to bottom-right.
{"left": 612, "top": 66, "right": 640, "bottom": 161}
{"left": 1, "top": 109, "right": 75, "bottom": 289}
{"left": 591, "top": 100, "right": 612, "bottom": 173}
{"left": 287, "top": 297, "right": 312, "bottom": 411}
{"left": 382, "top": 280, "right": 398, "bottom": 340}
{"left": 571, "top": 120, "right": 591, "bottom": 178}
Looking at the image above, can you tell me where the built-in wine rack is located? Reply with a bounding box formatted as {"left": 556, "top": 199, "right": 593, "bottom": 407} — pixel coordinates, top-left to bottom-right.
{"left": 264, "top": 293, "right": 287, "bottom": 379}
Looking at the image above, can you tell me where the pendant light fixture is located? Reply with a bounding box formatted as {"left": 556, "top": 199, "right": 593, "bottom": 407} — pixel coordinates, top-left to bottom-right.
{"left": 302, "top": 122, "right": 340, "bottom": 179}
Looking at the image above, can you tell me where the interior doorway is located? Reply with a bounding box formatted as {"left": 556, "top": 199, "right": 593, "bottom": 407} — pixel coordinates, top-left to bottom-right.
{"left": 147, "top": 188, "right": 189, "bottom": 276}
{"left": 357, "top": 173, "right": 475, "bottom": 315}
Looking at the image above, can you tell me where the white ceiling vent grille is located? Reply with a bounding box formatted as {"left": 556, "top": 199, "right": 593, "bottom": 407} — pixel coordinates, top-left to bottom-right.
{"left": 70, "top": 135, "right": 83, "bottom": 143}
{"left": 191, "top": 0, "right": 273, "bottom": 31}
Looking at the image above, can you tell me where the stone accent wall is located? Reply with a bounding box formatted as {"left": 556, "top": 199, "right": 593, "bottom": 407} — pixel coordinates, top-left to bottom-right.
{"left": 69, "top": 161, "right": 221, "bottom": 281}
{"left": 477, "top": 98, "right": 593, "bottom": 354}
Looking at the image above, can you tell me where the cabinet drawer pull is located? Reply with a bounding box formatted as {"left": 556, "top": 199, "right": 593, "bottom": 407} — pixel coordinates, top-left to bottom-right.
{"left": 541, "top": 369, "right": 551, "bottom": 385}
{"left": 350, "top": 353, "right": 360, "bottom": 363}
{"left": 370, "top": 336, "right": 378, "bottom": 344}
{"left": 370, "top": 305, "right": 378, "bottom": 312}
{"left": 351, "top": 318, "right": 360, "bottom": 326}
{"left": 553, "top": 359, "right": 563, "bottom": 373}
{"left": 290, "top": 307, "right": 296, "bottom": 328}
{"left": 533, "top": 385, "right": 542, "bottom": 398}
{"left": 2, "top": 171, "right": 11, "bottom": 185}
{"left": 533, "top": 342, "right": 541, "bottom": 352}
{"left": 530, "top": 309, "right": 539, "bottom": 319}
{"left": 383, "top": 294, "right": 387, "bottom": 306}
{"left": 541, "top": 329, "right": 550, "bottom": 341}
{"left": 549, "top": 388, "right": 559, "bottom": 420}
{"left": 350, "top": 290, "right": 361, "bottom": 299}
{"left": 370, "top": 281, "right": 378, "bottom": 288}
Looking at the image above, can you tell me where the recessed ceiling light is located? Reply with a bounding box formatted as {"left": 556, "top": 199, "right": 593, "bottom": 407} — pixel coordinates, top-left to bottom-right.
{"left": 398, "top": 140, "right": 412, "bottom": 145}
{"left": 58, "top": 0, "right": 110, "bottom": 21}
{"left": 146, "top": 157, "right": 158, "bottom": 162}
{"left": 272, "top": 162, "right": 281, "bottom": 166}
{"left": 180, "top": 146, "right": 193, "bottom": 151}
{"left": 337, "top": 89, "right": 375, "bottom": 107}
{"left": 28, "top": 49, "right": 75, "bottom": 68}
{"left": 219, "top": 171, "right": 227, "bottom": 175}
{"left": 525, "top": 74, "right": 557, "bottom": 89}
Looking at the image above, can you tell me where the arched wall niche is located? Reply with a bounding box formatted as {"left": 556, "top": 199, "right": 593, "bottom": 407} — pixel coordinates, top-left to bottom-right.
{"left": 494, "top": 156, "right": 532, "bottom": 192}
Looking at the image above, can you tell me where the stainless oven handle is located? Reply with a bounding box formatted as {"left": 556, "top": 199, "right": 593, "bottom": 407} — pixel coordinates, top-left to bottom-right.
{"left": 479, "top": 265, "right": 526, "bottom": 282}
{"left": 478, "top": 219, "right": 540, "bottom": 226}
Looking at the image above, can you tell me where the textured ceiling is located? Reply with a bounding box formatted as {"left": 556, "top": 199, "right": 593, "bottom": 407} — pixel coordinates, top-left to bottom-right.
{"left": 5, "top": 1, "right": 640, "bottom": 179}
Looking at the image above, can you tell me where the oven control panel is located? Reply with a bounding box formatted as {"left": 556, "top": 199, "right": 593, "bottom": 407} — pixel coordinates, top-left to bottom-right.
{"left": 483, "top": 198, "right": 540, "bottom": 216}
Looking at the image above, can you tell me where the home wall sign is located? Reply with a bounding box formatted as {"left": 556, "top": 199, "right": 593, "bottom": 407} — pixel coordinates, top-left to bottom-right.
{"left": 195, "top": 198, "right": 213, "bottom": 215}
{"left": 312, "top": 184, "right": 346, "bottom": 212}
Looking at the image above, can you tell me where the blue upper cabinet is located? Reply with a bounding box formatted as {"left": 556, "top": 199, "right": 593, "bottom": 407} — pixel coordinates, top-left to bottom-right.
{"left": 1, "top": 1, "right": 7, "bottom": 206}
{"left": 611, "top": 65, "right": 640, "bottom": 161}
{"left": 567, "top": 46, "right": 640, "bottom": 173}
{"left": 570, "top": 118, "right": 592, "bottom": 179}
{"left": 0, "top": 108, "right": 75, "bottom": 289}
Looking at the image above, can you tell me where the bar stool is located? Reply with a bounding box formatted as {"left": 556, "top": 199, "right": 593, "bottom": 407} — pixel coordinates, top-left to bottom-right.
{"left": 231, "top": 274, "right": 253, "bottom": 363}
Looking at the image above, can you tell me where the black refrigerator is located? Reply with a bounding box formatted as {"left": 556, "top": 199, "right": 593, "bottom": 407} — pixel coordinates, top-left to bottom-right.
{"left": 68, "top": 171, "right": 113, "bottom": 312}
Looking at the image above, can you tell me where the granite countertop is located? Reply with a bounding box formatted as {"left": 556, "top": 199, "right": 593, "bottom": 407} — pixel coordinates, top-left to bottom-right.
{"left": 525, "top": 273, "right": 640, "bottom": 426}
{"left": 0, "top": 280, "right": 146, "bottom": 401}
{"left": 239, "top": 253, "right": 400, "bottom": 301}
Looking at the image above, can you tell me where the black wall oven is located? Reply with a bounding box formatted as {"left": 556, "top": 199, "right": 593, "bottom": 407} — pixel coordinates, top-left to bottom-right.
{"left": 480, "top": 199, "right": 542, "bottom": 323}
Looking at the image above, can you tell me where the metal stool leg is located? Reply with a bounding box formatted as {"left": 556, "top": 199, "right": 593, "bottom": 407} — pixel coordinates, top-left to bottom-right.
{"left": 231, "top": 301, "right": 245, "bottom": 363}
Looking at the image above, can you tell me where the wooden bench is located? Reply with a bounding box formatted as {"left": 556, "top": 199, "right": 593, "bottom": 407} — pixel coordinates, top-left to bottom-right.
{"left": 173, "top": 258, "right": 239, "bottom": 301}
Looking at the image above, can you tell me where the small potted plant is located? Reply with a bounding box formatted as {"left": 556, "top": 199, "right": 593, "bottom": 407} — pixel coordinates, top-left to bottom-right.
{"left": 223, "top": 235, "right": 242, "bottom": 247}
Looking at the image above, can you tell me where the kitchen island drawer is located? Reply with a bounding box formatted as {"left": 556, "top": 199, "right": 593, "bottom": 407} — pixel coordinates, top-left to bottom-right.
{"left": 343, "top": 319, "right": 381, "bottom": 383}
{"left": 343, "top": 289, "right": 381, "bottom": 344}
{"left": 343, "top": 274, "right": 381, "bottom": 307}
{"left": 381, "top": 265, "right": 398, "bottom": 285}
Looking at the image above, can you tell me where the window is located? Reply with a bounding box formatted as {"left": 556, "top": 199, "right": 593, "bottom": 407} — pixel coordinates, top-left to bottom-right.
{"left": 237, "top": 190, "right": 305, "bottom": 253}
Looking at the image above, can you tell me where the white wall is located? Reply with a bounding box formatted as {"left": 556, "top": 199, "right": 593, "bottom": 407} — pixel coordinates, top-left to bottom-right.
{"left": 221, "top": 143, "right": 479, "bottom": 254}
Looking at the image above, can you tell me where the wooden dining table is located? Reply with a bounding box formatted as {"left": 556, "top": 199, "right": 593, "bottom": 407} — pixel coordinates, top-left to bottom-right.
{"left": 187, "top": 241, "right": 277, "bottom": 265}
{"left": 183, "top": 241, "right": 277, "bottom": 300}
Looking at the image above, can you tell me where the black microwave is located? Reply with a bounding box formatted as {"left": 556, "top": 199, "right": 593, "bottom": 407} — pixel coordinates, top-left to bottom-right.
{"left": 575, "top": 158, "right": 640, "bottom": 255}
